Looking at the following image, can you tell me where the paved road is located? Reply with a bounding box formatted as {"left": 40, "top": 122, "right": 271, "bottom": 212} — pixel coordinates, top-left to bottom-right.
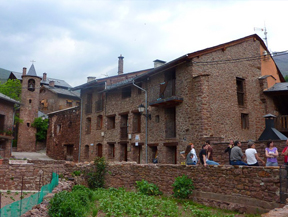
{"left": 11, "top": 151, "right": 54, "bottom": 160}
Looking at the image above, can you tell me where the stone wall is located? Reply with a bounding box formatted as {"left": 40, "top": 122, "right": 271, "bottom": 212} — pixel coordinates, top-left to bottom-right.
{"left": 0, "top": 160, "right": 283, "bottom": 214}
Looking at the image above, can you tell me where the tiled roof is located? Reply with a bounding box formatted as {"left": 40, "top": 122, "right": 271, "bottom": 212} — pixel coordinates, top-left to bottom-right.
{"left": 264, "top": 82, "right": 288, "bottom": 92}
{"left": 0, "top": 68, "right": 12, "bottom": 82}
{"left": 0, "top": 93, "right": 20, "bottom": 104}
{"left": 45, "top": 86, "right": 80, "bottom": 98}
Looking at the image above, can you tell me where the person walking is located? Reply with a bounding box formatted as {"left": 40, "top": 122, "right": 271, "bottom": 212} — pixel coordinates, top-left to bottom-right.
{"left": 245, "top": 141, "right": 265, "bottom": 166}
{"left": 230, "top": 141, "right": 248, "bottom": 166}
{"left": 265, "top": 140, "right": 278, "bottom": 166}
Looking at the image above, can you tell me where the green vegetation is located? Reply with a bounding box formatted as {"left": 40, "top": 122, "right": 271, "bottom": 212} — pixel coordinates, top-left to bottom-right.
{"left": 31, "top": 117, "right": 48, "bottom": 141}
{"left": 172, "top": 175, "right": 194, "bottom": 199}
{"left": 48, "top": 185, "right": 95, "bottom": 217}
{"left": 0, "top": 79, "right": 21, "bottom": 101}
{"left": 49, "top": 186, "right": 241, "bottom": 217}
{"left": 85, "top": 157, "right": 107, "bottom": 189}
{"left": 285, "top": 75, "right": 288, "bottom": 82}
{"left": 72, "top": 170, "right": 81, "bottom": 176}
{"left": 136, "top": 179, "right": 162, "bottom": 196}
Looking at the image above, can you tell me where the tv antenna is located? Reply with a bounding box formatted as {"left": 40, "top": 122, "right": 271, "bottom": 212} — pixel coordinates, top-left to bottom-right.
{"left": 254, "top": 25, "right": 268, "bottom": 49}
{"left": 101, "top": 73, "right": 108, "bottom": 77}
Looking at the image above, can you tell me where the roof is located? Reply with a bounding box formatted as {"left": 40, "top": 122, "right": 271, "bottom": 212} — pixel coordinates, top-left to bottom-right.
{"left": 11, "top": 71, "right": 72, "bottom": 88}
{"left": 0, "top": 68, "right": 13, "bottom": 83}
{"left": 0, "top": 93, "right": 20, "bottom": 105}
{"left": 44, "top": 86, "right": 80, "bottom": 98}
{"left": 264, "top": 82, "right": 288, "bottom": 92}
{"left": 27, "top": 64, "right": 37, "bottom": 76}
{"left": 47, "top": 106, "right": 79, "bottom": 115}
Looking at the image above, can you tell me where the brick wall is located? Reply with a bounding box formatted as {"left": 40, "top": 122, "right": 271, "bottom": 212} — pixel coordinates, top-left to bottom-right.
{"left": 46, "top": 107, "right": 80, "bottom": 161}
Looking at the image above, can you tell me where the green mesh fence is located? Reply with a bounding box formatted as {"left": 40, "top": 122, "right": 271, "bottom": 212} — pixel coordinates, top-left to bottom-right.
{"left": 0, "top": 172, "right": 59, "bottom": 217}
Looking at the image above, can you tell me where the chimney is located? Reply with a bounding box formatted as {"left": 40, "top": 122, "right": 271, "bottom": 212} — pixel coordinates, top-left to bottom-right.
{"left": 153, "top": 59, "right": 166, "bottom": 68}
{"left": 49, "top": 81, "right": 55, "bottom": 87}
{"left": 118, "top": 54, "right": 124, "bottom": 75}
{"left": 23, "top": 67, "right": 27, "bottom": 75}
{"left": 43, "top": 73, "right": 47, "bottom": 81}
{"left": 87, "top": 76, "right": 96, "bottom": 83}
{"left": 258, "top": 114, "right": 287, "bottom": 140}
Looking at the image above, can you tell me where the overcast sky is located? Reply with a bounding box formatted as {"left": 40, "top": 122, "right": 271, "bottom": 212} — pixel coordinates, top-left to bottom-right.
{"left": 1, "top": 0, "right": 287, "bottom": 87}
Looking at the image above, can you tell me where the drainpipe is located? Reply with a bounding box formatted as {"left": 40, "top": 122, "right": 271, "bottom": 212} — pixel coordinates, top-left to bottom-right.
{"left": 78, "top": 91, "right": 83, "bottom": 162}
{"left": 11, "top": 106, "right": 17, "bottom": 157}
{"left": 132, "top": 80, "right": 148, "bottom": 164}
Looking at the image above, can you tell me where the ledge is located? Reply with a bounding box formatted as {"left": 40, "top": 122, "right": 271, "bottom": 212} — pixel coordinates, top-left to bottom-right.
{"left": 149, "top": 96, "right": 183, "bottom": 107}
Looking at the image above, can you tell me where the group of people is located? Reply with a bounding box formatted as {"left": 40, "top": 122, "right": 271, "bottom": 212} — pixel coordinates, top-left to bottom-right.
{"left": 183, "top": 139, "right": 288, "bottom": 167}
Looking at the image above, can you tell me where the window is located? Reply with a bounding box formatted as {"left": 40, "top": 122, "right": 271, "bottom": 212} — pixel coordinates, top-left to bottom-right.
{"left": 165, "top": 107, "right": 176, "bottom": 138}
{"left": 95, "top": 93, "right": 104, "bottom": 112}
{"left": 122, "top": 87, "right": 131, "bottom": 99}
{"left": 28, "top": 79, "right": 35, "bottom": 92}
{"left": 108, "top": 143, "right": 115, "bottom": 158}
{"left": 96, "top": 115, "right": 103, "bottom": 130}
{"left": 155, "top": 115, "right": 160, "bottom": 123}
{"left": 241, "top": 113, "right": 249, "bottom": 129}
{"left": 29, "top": 99, "right": 32, "bottom": 104}
{"left": 236, "top": 78, "right": 245, "bottom": 106}
{"left": 27, "top": 122, "right": 30, "bottom": 127}
{"left": 132, "top": 113, "right": 141, "bottom": 133}
{"left": 57, "top": 124, "right": 62, "bottom": 134}
{"left": 107, "top": 116, "right": 116, "bottom": 130}
{"left": 86, "top": 117, "right": 91, "bottom": 134}
{"left": 85, "top": 93, "right": 92, "bottom": 114}
{"left": 66, "top": 100, "right": 73, "bottom": 107}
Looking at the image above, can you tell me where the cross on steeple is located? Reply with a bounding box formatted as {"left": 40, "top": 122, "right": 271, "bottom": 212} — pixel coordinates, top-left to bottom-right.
{"left": 30, "top": 60, "right": 36, "bottom": 64}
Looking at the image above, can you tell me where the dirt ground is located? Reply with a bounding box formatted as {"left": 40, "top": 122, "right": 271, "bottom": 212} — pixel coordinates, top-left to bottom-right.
{"left": 0, "top": 191, "right": 36, "bottom": 208}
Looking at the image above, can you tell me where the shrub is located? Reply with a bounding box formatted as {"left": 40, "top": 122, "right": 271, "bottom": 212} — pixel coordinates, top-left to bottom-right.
{"left": 85, "top": 157, "right": 107, "bottom": 189}
{"left": 72, "top": 170, "right": 81, "bottom": 176}
{"left": 136, "top": 179, "right": 162, "bottom": 196}
{"left": 172, "top": 175, "right": 194, "bottom": 199}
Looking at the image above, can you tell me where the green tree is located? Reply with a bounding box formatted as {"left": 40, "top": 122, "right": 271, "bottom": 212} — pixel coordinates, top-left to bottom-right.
{"left": 31, "top": 117, "right": 48, "bottom": 141}
{"left": 285, "top": 75, "right": 288, "bottom": 82}
{"left": 0, "top": 79, "right": 21, "bottom": 101}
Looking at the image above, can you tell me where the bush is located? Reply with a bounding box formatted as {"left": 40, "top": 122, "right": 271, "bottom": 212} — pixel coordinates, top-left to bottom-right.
{"left": 85, "top": 157, "right": 107, "bottom": 189}
{"left": 72, "top": 170, "right": 81, "bottom": 176}
{"left": 48, "top": 186, "right": 94, "bottom": 217}
{"left": 172, "top": 175, "right": 194, "bottom": 199}
{"left": 136, "top": 179, "right": 162, "bottom": 196}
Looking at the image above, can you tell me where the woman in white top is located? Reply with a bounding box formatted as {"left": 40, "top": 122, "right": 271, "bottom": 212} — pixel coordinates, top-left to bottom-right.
{"left": 245, "top": 141, "right": 265, "bottom": 166}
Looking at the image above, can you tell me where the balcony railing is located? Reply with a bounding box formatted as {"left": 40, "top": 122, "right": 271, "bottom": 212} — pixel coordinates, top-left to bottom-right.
{"left": 275, "top": 115, "right": 288, "bottom": 132}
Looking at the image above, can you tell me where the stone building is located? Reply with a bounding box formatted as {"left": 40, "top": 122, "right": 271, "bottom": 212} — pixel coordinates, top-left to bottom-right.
{"left": 0, "top": 93, "right": 20, "bottom": 158}
{"left": 74, "top": 34, "right": 284, "bottom": 164}
{"left": 46, "top": 106, "right": 80, "bottom": 161}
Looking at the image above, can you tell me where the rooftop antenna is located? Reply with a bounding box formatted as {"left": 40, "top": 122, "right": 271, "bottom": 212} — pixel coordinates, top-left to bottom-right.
{"left": 101, "top": 73, "right": 108, "bottom": 77}
{"left": 254, "top": 24, "right": 268, "bottom": 49}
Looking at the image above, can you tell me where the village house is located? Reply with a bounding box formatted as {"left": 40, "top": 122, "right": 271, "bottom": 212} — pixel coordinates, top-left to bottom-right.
{"left": 73, "top": 34, "right": 283, "bottom": 164}
{"left": 0, "top": 93, "right": 20, "bottom": 158}
{"left": 46, "top": 106, "right": 80, "bottom": 161}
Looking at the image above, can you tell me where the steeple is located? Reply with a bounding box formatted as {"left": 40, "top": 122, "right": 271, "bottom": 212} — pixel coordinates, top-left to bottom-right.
{"left": 26, "top": 64, "right": 37, "bottom": 76}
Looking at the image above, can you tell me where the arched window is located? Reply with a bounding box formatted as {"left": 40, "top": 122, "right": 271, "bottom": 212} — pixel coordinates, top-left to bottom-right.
{"left": 84, "top": 145, "right": 89, "bottom": 160}
{"left": 28, "top": 79, "right": 35, "bottom": 92}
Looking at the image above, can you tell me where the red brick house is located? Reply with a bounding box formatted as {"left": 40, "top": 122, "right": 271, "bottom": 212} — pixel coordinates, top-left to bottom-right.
{"left": 74, "top": 34, "right": 284, "bottom": 164}
{"left": 0, "top": 93, "right": 20, "bottom": 158}
{"left": 46, "top": 106, "right": 80, "bottom": 161}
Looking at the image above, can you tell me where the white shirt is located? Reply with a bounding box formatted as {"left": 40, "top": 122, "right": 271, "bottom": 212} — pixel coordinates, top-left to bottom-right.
{"left": 245, "top": 148, "right": 257, "bottom": 165}
{"left": 190, "top": 148, "right": 198, "bottom": 163}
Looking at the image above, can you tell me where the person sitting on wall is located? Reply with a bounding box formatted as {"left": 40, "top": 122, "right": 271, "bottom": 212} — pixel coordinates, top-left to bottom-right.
{"left": 185, "top": 143, "right": 197, "bottom": 165}
{"left": 224, "top": 140, "right": 234, "bottom": 165}
{"left": 281, "top": 139, "right": 288, "bottom": 166}
{"left": 245, "top": 140, "right": 265, "bottom": 166}
{"left": 230, "top": 141, "right": 248, "bottom": 166}
{"left": 199, "top": 144, "right": 219, "bottom": 167}
{"left": 206, "top": 140, "right": 214, "bottom": 161}
{"left": 265, "top": 140, "right": 278, "bottom": 166}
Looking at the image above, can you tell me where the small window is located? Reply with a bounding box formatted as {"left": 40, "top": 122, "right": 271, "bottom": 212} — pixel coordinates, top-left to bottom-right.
{"left": 96, "top": 115, "right": 103, "bottom": 130}
{"left": 236, "top": 78, "right": 245, "bottom": 106}
{"left": 122, "top": 87, "right": 131, "bottom": 99}
{"left": 241, "top": 113, "right": 249, "bottom": 129}
{"left": 107, "top": 116, "right": 116, "bottom": 130}
{"left": 68, "top": 121, "right": 72, "bottom": 128}
{"left": 66, "top": 100, "right": 73, "bottom": 107}
{"left": 86, "top": 118, "right": 91, "bottom": 134}
{"left": 155, "top": 115, "right": 160, "bottom": 123}
{"left": 27, "top": 122, "right": 30, "bottom": 127}
{"left": 57, "top": 124, "right": 62, "bottom": 134}
{"left": 29, "top": 99, "right": 32, "bottom": 104}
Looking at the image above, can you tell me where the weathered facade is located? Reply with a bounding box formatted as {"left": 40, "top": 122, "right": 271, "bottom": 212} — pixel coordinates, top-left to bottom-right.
{"left": 0, "top": 93, "right": 20, "bottom": 158}
{"left": 46, "top": 106, "right": 80, "bottom": 161}
{"left": 75, "top": 34, "right": 284, "bottom": 164}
